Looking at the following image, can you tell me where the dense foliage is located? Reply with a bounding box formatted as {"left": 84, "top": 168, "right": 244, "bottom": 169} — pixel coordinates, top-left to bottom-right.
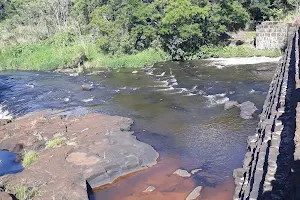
{"left": 0, "top": 0, "right": 250, "bottom": 61}
{"left": 243, "top": 0, "right": 299, "bottom": 22}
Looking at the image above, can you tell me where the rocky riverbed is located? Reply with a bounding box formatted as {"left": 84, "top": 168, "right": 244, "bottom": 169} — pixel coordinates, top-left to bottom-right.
{"left": 0, "top": 110, "right": 158, "bottom": 199}
{"left": 0, "top": 57, "right": 280, "bottom": 200}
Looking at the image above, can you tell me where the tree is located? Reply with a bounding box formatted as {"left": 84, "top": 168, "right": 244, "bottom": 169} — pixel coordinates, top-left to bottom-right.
{"left": 218, "top": 0, "right": 249, "bottom": 31}
{"left": 157, "top": 0, "right": 219, "bottom": 60}
{"left": 0, "top": 0, "right": 5, "bottom": 20}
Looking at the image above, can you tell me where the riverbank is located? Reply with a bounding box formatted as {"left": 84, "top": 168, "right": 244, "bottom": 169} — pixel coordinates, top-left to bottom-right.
{"left": 0, "top": 37, "right": 282, "bottom": 71}
{"left": 0, "top": 39, "right": 168, "bottom": 70}
{"left": 0, "top": 110, "right": 158, "bottom": 199}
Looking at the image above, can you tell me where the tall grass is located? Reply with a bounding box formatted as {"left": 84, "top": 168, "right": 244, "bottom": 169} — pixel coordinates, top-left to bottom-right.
{"left": 0, "top": 39, "right": 168, "bottom": 70}
{"left": 0, "top": 42, "right": 87, "bottom": 71}
{"left": 89, "top": 48, "right": 168, "bottom": 68}
{"left": 0, "top": 37, "right": 282, "bottom": 71}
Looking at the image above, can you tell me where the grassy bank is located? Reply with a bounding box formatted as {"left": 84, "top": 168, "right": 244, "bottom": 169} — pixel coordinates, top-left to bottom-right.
{"left": 0, "top": 39, "right": 168, "bottom": 71}
{"left": 190, "top": 45, "right": 283, "bottom": 59}
{"left": 0, "top": 39, "right": 282, "bottom": 71}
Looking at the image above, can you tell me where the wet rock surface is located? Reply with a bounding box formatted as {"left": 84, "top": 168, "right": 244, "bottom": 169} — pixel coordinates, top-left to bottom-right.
{"left": 191, "top": 168, "right": 202, "bottom": 175}
{"left": 173, "top": 169, "right": 191, "bottom": 178}
{"left": 82, "top": 84, "right": 94, "bottom": 91}
{"left": 239, "top": 101, "right": 258, "bottom": 119}
{"left": 224, "top": 101, "right": 239, "bottom": 110}
{"left": 0, "top": 111, "right": 159, "bottom": 200}
{"left": 143, "top": 186, "right": 156, "bottom": 193}
{"left": 186, "top": 186, "right": 202, "bottom": 200}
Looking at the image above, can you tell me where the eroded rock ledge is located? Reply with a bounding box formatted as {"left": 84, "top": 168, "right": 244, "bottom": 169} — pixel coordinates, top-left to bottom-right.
{"left": 0, "top": 111, "right": 159, "bottom": 199}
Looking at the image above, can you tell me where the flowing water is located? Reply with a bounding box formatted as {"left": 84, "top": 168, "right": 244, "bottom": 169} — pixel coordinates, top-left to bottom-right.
{"left": 0, "top": 58, "right": 279, "bottom": 199}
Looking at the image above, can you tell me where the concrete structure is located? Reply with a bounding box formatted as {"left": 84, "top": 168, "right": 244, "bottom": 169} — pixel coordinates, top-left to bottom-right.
{"left": 256, "top": 21, "right": 297, "bottom": 50}
{"left": 234, "top": 27, "right": 300, "bottom": 200}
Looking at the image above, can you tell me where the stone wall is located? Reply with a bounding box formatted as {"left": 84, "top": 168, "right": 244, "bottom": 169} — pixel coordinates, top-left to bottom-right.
{"left": 234, "top": 27, "right": 299, "bottom": 200}
{"left": 256, "top": 21, "right": 292, "bottom": 50}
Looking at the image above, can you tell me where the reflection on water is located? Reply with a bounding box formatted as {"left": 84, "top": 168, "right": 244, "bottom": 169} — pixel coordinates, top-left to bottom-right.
{"left": 91, "top": 60, "right": 275, "bottom": 199}
{"left": 0, "top": 59, "right": 277, "bottom": 199}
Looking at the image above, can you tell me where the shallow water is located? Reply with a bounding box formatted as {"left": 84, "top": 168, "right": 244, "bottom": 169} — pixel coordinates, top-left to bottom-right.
{"left": 0, "top": 151, "right": 23, "bottom": 176}
{"left": 0, "top": 59, "right": 277, "bottom": 199}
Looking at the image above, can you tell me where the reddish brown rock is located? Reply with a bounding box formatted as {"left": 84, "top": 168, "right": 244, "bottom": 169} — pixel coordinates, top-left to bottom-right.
{"left": 0, "top": 111, "right": 159, "bottom": 200}
{"left": 0, "top": 192, "right": 12, "bottom": 200}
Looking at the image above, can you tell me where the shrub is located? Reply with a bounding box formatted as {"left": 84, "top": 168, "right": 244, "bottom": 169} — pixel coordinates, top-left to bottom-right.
{"left": 46, "top": 137, "right": 66, "bottom": 149}
{"left": 14, "top": 185, "right": 40, "bottom": 200}
{"left": 23, "top": 151, "right": 38, "bottom": 168}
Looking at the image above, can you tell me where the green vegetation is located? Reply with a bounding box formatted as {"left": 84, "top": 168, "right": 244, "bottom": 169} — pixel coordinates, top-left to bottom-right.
{"left": 0, "top": 0, "right": 294, "bottom": 70}
{"left": 190, "top": 46, "right": 283, "bottom": 59}
{"left": 246, "top": 32, "right": 257, "bottom": 39}
{"left": 22, "top": 151, "right": 38, "bottom": 168}
{"left": 9, "top": 185, "right": 40, "bottom": 200}
{"left": 0, "top": 39, "right": 167, "bottom": 70}
{"left": 242, "top": 0, "right": 299, "bottom": 22}
{"left": 0, "top": 0, "right": 252, "bottom": 70}
{"left": 46, "top": 137, "right": 67, "bottom": 148}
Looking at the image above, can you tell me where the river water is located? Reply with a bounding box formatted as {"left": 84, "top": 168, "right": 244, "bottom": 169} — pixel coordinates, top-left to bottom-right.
{"left": 0, "top": 58, "right": 279, "bottom": 199}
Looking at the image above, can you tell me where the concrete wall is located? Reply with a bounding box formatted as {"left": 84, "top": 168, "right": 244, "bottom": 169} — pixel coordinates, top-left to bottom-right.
{"left": 256, "top": 21, "right": 291, "bottom": 50}
{"left": 234, "top": 28, "right": 299, "bottom": 200}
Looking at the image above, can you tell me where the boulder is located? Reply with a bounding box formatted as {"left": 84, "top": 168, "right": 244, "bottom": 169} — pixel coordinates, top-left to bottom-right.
{"left": 82, "top": 84, "right": 93, "bottom": 91}
{"left": 240, "top": 101, "right": 258, "bottom": 119}
{"left": 186, "top": 186, "right": 202, "bottom": 200}
{"left": 224, "top": 101, "right": 239, "bottom": 110}
{"left": 233, "top": 168, "right": 245, "bottom": 179}
{"left": 173, "top": 169, "right": 191, "bottom": 178}
{"left": 143, "top": 186, "right": 156, "bottom": 193}
{"left": 191, "top": 168, "right": 202, "bottom": 175}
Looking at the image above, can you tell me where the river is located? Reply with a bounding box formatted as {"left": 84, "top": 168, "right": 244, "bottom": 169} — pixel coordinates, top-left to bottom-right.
{"left": 0, "top": 58, "right": 279, "bottom": 199}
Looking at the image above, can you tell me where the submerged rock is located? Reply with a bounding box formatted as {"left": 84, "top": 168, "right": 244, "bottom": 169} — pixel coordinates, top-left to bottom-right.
{"left": 143, "top": 186, "right": 156, "bottom": 192}
{"left": 70, "top": 73, "right": 79, "bottom": 77}
{"left": 224, "top": 101, "right": 239, "bottom": 110}
{"left": 191, "top": 168, "right": 202, "bottom": 174}
{"left": 240, "top": 101, "right": 258, "bottom": 119}
{"left": 173, "top": 169, "right": 191, "bottom": 177}
{"left": 25, "top": 83, "right": 35, "bottom": 88}
{"left": 186, "top": 186, "right": 202, "bottom": 200}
